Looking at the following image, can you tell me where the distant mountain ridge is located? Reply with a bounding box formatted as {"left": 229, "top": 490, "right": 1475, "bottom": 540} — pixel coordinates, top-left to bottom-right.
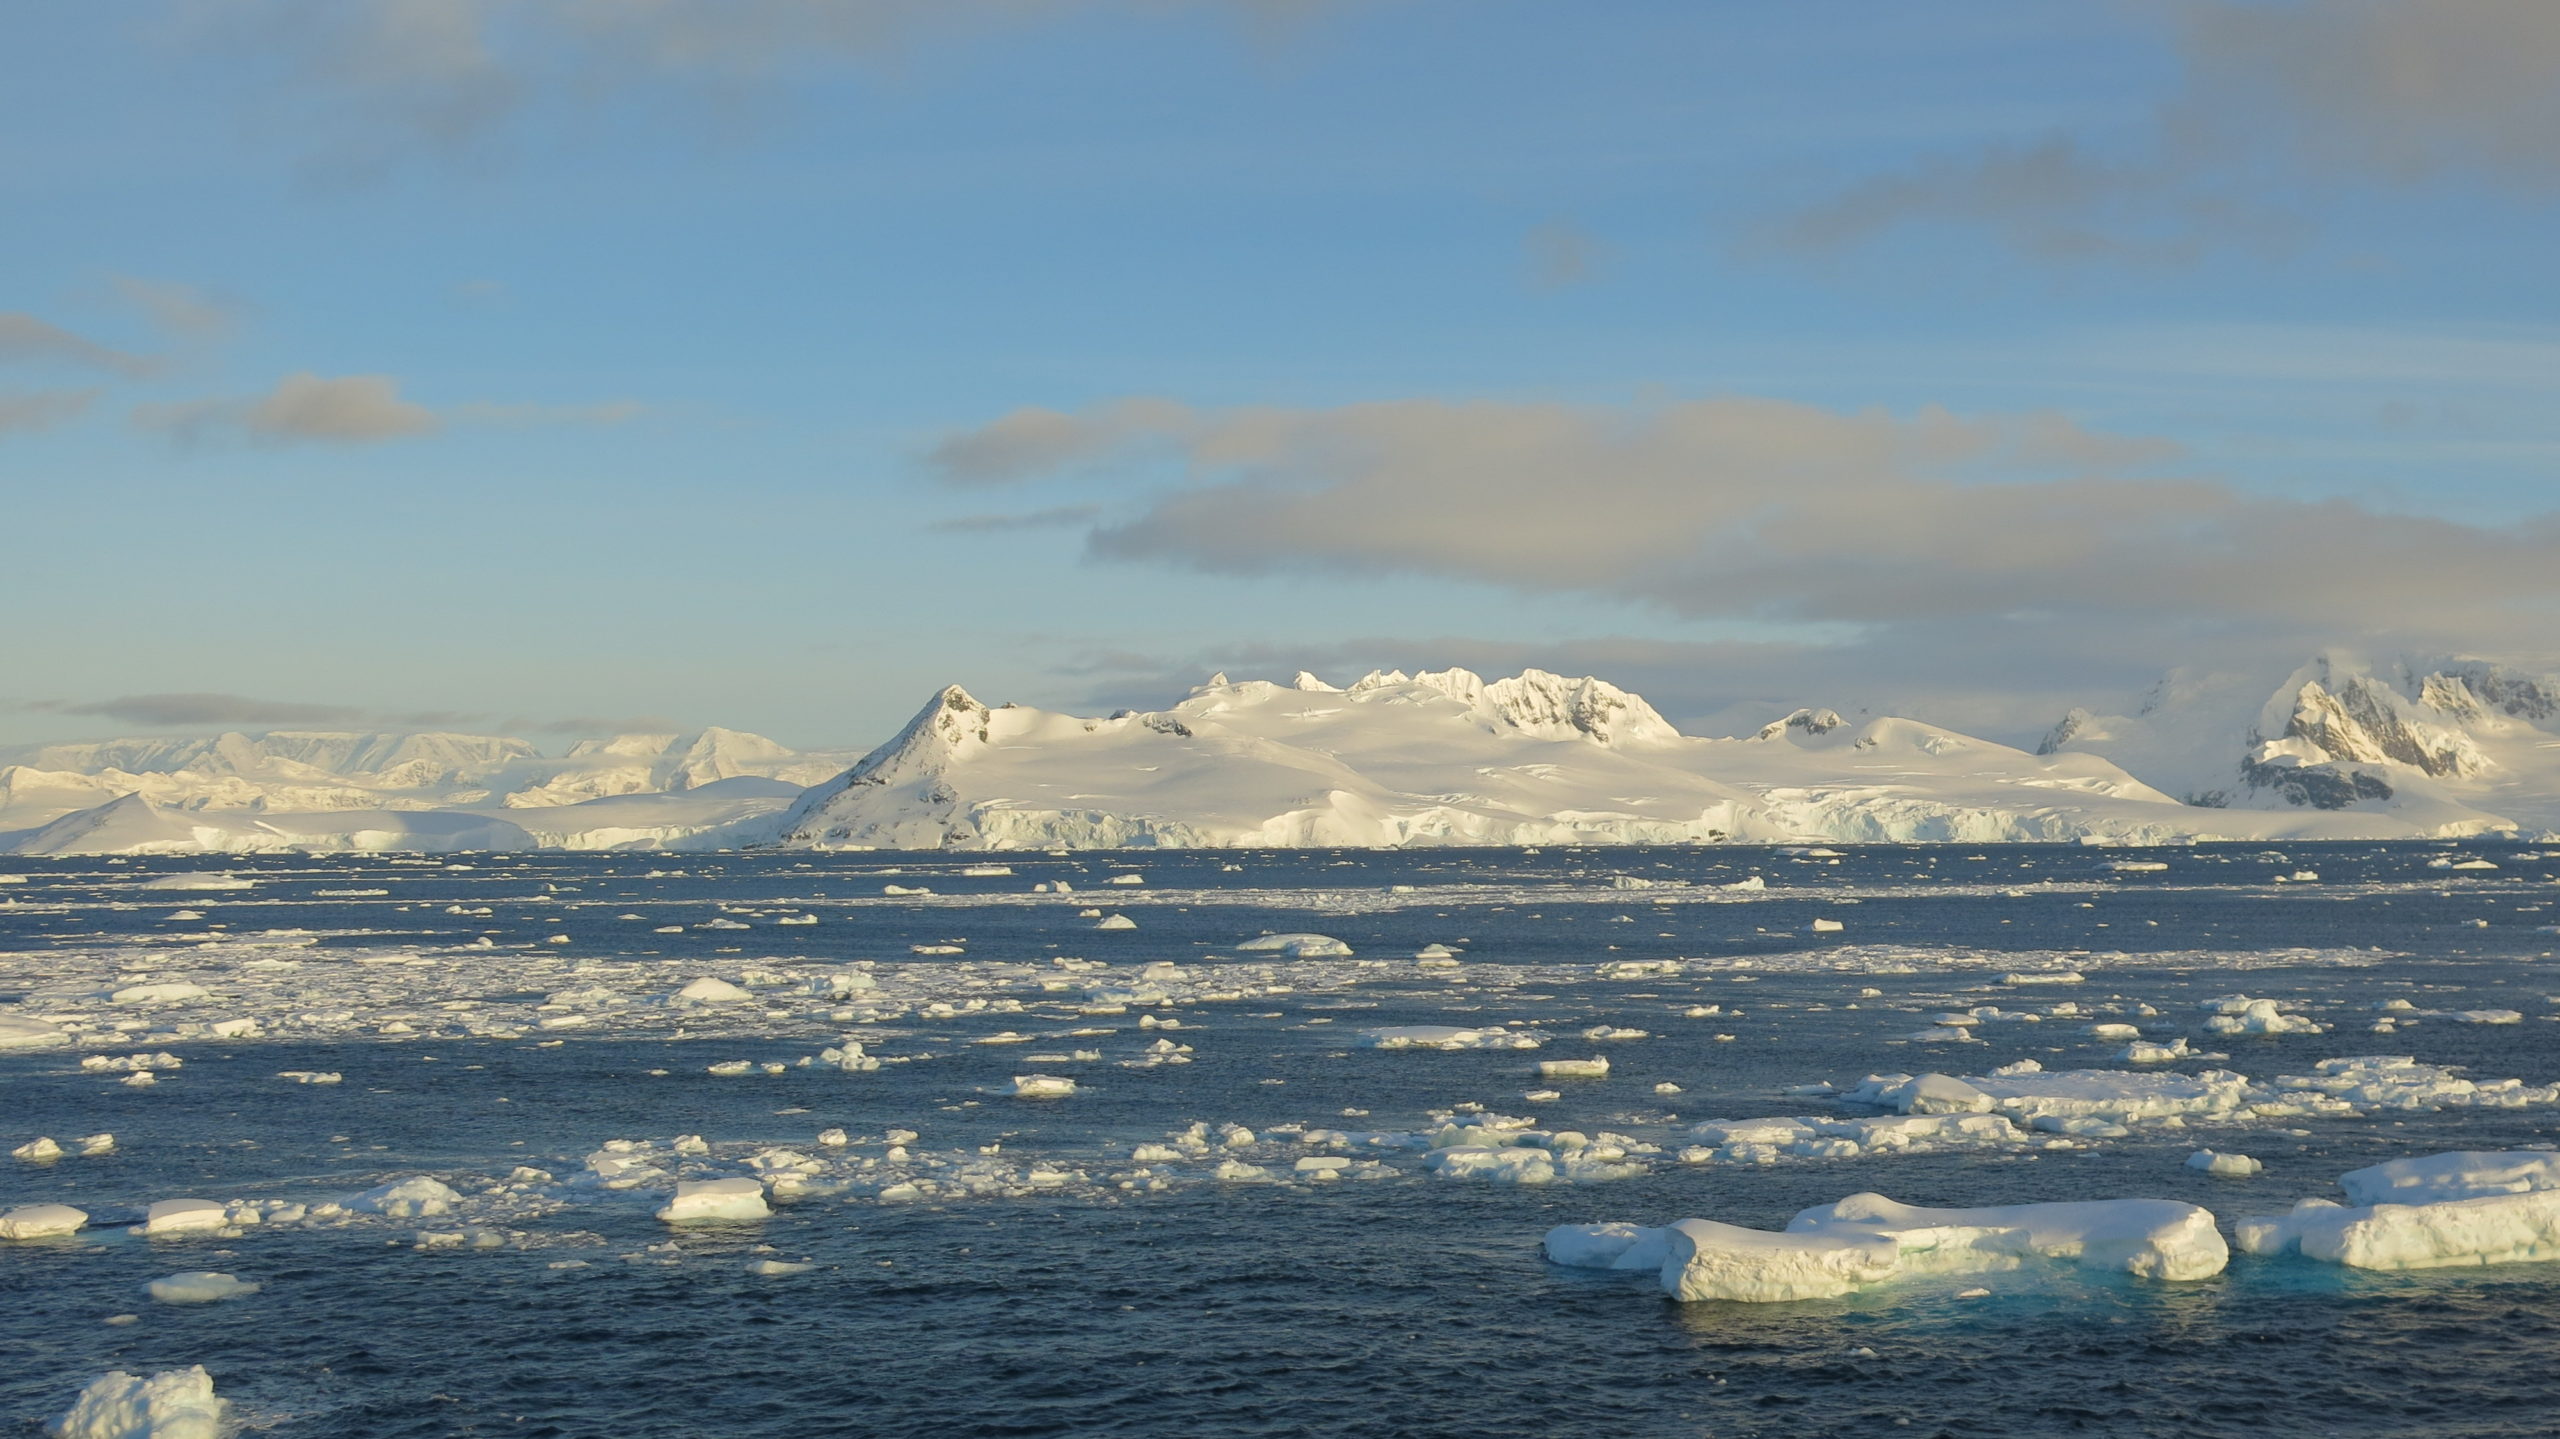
{"left": 0, "top": 726, "right": 860, "bottom": 843}
{"left": 2037, "top": 653, "right": 2560, "bottom": 832}
{"left": 7, "top": 657, "right": 2558, "bottom": 854}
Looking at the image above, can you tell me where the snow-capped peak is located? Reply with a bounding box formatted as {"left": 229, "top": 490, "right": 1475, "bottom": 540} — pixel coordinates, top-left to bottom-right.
{"left": 1755, "top": 708, "right": 1848, "bottom": 743}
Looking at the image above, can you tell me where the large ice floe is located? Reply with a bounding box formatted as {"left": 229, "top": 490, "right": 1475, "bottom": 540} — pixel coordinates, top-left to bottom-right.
{"left": 2238, "top": 1150, "right": 2560, "bottom": 1270}
{"left": 1548, "top": 1192, "right": 2228, "bottom": 1302}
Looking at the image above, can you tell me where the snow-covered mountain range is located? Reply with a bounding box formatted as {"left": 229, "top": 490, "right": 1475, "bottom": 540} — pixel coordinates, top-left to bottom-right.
{"left": 7, "top": 656, "right": 2558, "bottom": 854}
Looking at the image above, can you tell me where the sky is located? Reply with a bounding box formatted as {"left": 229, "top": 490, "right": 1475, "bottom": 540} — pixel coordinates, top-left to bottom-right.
{"left": 5, "top": 0, "right": 2558, "bottom": 752}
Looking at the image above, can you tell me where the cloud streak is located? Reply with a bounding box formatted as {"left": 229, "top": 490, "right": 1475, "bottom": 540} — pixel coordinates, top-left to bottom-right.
{"left": 0, "top": 389, "right": 98, "bottom": 436}
{"left": 0, "top": 313, "right": 157, "bottom": 378}
{"left": 184, "top": 0, "right": 1344, "bottom": 177}
{"left": 1766, "top": 0, "right": 2560, "bottom": 263}
{"left": 33, "top": 693, "right": 383, "bottom": 727}
{"left": 132, "top": 372, "right": 635, "bottom": 446}
{"left": 931, "top": 393, "right": 2560, "bottom": 689}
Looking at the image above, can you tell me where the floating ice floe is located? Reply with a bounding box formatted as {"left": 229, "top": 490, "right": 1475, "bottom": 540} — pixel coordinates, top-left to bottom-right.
{"left": 2203, "top": 995, "right": 2324, "bottom": 1036}
{"left": 1236, "top": 933, "right": 1353, "bottom": 958}
{"left": 50, "top": 1366, "right": 227, "bottom": 1439}
{"left": 145, "top": 1272, "right": 261, "bottom": 1305}
{"left": 800, "top": 1040, "right": 882, "bottom": 1072}
{"left": 1841, "top": 1054, "right": 2557, "bottom": 1135}
{"left": 657, "top": 1178, "right": 770, "bottom": 1224}
{"left": 81, "top": 1052, "right": 181, "bottom": 1073}
{"left": 0, "top": 1015, "right": 66, "bottom": 1049}
{"left": 109, "top": 982, "right": 209, "bottom": 1006}
{"left": 1006, "top": 1074, "right": 1078, "bottom": 1097}
{"left": 138, "top": 1200, "right": 228, "bottom": 1237}
{"left": 2237, "top": 1157, "right": 2560, "bottom": 1271}
{"left": 1360, "top": 1025, "right": 1543, "bottom": 1051}
{"left": 1680, "top": 1112, "right": 2028, "bottom": 1165}
{"left": 1538, "top": 1056, "right": 1611, "bottom": 1079}
{"left": 0, "top": 1203, "right": 87, "bottom": 1239}
{"left": 1423, "top": 1126, "right": 1653, "bottom": 1184}
{"left": 2187, "top": 1149, "right": 2262, "bottom": 1177}
{"left": 2118, "top": 1038, "right": 2200, "bottom": 1064}
{"left": 277, "top": 1070, "right": 342, "bottom": 1085}
{"left": 1548, "top": 1191, "right": 2227, "bottom": 1303}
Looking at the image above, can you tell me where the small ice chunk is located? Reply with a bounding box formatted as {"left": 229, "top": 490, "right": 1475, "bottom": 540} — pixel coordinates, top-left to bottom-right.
{"left": 2118, "top": 1038, "right": 2195, "bottom": 1064}
{"left": 1007, "top": 1075, "right": 1079, "bottom": 1098}
{"left": 350, "top": 1177, "right": 462, "bottom": 1218}
{"left": 1361, "top": 1026, "right": 1543, "bottom": 1051}
{"left": 1871, "top": 1073, "right": 1993, "bottom": 1115}
{"left": 674, "top": 977, "right": 752, "bottom": 1004}
{"left": 1538, "top": 1056, "right": 1611, "bottom": 1079}
{"left": 14, "top": 1136, "right": 65, "bottom": 1163}
{"left": 2202, "top": 996, "right": 2323, "bottom": 1036}
{"left": 2186, "top": 1150, "right": 2262, "bottom": 1178}
{"left": 1238, "top": 932, "right": 1352, "bottom": 957}
{"left": 145, "top": 1271, "right": 262, "bottom": 1304}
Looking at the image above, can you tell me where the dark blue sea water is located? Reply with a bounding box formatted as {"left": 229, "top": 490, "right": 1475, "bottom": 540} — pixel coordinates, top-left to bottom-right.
{"left": 4, "top": 842, "right": 2558, "bottom": 1437}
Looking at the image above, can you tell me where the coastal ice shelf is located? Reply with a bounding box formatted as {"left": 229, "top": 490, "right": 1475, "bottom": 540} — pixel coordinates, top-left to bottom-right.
{"left": 8, "top": 653, "right": 2560, "bottom": 855}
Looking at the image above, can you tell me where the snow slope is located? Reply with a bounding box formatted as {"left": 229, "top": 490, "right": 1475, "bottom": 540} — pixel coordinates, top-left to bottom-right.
{"left": 774, "top": 670, "right": 1783, "bottom": 850}
{"left": 771, "top": 669, "right": 2424, "bottom": 851}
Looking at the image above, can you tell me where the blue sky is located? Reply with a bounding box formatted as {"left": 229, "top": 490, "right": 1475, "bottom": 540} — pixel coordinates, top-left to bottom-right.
{"left": 5, "top": 1, "right": 2557, "bottom": 750}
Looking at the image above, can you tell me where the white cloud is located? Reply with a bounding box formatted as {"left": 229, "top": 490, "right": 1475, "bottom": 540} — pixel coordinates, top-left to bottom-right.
{"left": 245, "top": 371, "right": 439, "bottom": 442}
{"left": 132, "top": 372, "right": 637, "bottom": 446}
